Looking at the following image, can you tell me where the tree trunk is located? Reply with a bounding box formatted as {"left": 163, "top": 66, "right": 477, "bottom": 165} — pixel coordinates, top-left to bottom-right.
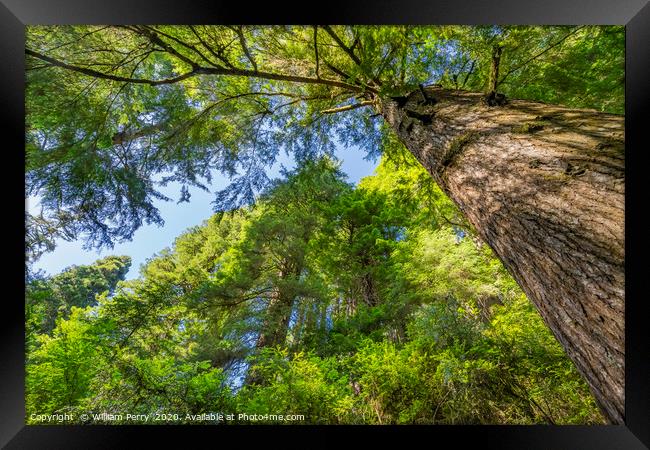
{"left": 245, "top": 287, "right": 294, "bottom": 386}
{"left": 359, "top": 267, "right": 379, "bottom": 307}
{"left": 488, "top": 44, "right": 503, "bottom": 94}
{"left": 255, "top": 289, "right": 294, "bottom": 350}
{"left": 380, "top": 87, "right": 624, "bottom": 423}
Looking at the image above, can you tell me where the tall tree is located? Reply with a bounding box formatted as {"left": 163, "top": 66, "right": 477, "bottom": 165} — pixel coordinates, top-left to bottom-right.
{"left": 186, "top": 158, "right": 348, "bottom": 382}
{"left": 26, "top": 255, "right": 131, "bottom": 336}
{"left": 25, "top": 25, "right": 624, "bottom": 422}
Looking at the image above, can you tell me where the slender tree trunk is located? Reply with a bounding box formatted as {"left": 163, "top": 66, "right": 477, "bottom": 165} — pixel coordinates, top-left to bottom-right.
{"left": 245, "top": 287, "right": 294, "bottom": 386}
{"left": 488, "top": 44, "right": 502, "bottom": 94}
{"left": 255, "top": 289, "right": 294, "bottom": 350}
{"left": 360, "top": 270, "right": 379, "bottom": 307}
{"left": 380, "top": 87, "right": 624, "bottom": 423}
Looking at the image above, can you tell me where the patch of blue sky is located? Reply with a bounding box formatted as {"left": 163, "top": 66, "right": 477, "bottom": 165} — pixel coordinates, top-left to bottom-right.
{"left": 28, "top": 143, "right": 378, "bottom": 280}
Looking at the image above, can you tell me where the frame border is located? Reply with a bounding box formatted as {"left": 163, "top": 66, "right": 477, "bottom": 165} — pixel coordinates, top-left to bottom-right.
{"left": 3, "top": 1, "right": 648, "bottom": 448}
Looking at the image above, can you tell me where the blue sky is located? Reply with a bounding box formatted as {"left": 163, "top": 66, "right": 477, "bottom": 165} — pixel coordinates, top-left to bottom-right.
{"left": 28, "top": 144, "right": 378, "bottom": 281}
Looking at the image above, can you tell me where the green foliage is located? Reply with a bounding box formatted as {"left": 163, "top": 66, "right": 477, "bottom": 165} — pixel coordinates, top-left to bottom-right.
{"left": 78, "top": 355, "right": 234, "bottom": 422}
{"left": 26, "top": 255, "right": 131, "bottom": 337}
{"left": 26, "top": 307, "right": 107, "bottom": 418}
{"left": 25, "top": 25, "right": 623, "bottom": 256}
{"left": 438, "top": 26, "right": 624, "bottom": 113}
{"left": 238, "top": 348, "right": 355, "bottom": 424}
{"left": 25, "top": 155, "right": 604, "bottom": 424}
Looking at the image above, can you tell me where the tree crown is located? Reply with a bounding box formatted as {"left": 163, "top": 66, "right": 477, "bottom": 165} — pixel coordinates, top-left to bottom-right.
{"left": 25, "top": 25, "right": 624, "bottom": 256}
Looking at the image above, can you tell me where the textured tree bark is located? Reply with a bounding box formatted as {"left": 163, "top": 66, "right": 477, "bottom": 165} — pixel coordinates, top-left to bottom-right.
{"left": 380, "top": 87, "right": 624, "bottom": 423}
{"left": 360, "top": 271, "right": 378, "bottom": 307}
{"left": 255, "top": 288, "right": 294, "bottom": 350}
{"left": 245, "top": 286, "right": 294, "bottom": 386}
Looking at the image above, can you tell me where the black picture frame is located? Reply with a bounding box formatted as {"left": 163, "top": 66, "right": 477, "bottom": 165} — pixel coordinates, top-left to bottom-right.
{"left": 3, "top": 1, "right": 648, "bottom": 448}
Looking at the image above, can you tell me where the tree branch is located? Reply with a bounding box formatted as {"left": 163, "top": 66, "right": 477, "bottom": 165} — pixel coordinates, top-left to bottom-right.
{"left": 118, "top": 90, "right": 347, "bottom": 146}
{"left": 322, "top": 25, "right": 363, "bottom": 67}
{"left": 189, "top": 25, "right": 237, "bottom": 69}
{"left": 26, "top": 48, "right": 369, "bottom": 93}
{"left": 26, "top": 48, "right": 199, "bottom": 86}
{"left": 233, "top": 26, "right": 258, "bottom": 72}
{"left": 128, "top": 25, "right": 200, "bottom": 69}
{"left": 141, "top": 25, "right": 219, "bottom": 68}
{"left": 498, "top": 26, "right": 586, "bottom": 86}
{"left": 461, "top": 60, "right": 476, "bottom": 89}
{"left": 371, "top": 43, "right": 398, "bottom": 86}
{"left": 320, "top": 100, "right": 374, "bottom": 114}
{"left": 313, "top": 26, "right": 320, "bottom": 79}
{"left": 324, "top": 60, "right": 352, "bottom": 81}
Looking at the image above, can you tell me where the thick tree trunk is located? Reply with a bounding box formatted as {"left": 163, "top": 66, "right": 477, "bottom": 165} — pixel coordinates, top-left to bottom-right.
{"left": 380, "top": 87, "right": 624, "bottom": 423}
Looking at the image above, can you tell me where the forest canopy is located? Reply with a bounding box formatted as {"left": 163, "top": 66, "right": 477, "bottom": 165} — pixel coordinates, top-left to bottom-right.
{"left": 25, "top": 25, "right": 624, "bottom": 258}
{"left": 26, "top": 153, "right": 604, "bottom": 424}
{"left": 25, "top": 25, "right": 624, "bottom": 425}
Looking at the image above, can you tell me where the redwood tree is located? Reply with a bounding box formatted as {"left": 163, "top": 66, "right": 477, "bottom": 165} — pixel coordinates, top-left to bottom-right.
{"left": 382, "top": 87, "right": 624, "bottom": 422}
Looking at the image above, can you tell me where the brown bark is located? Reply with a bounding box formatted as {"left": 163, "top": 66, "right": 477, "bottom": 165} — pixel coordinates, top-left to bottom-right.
{"left": 380, "top": 87, "right": 624, "bottom": 423}
{"left": 360, "top": 271, "right": 379, "bottom": 307}
{"left": 245, "top": 285, "right": 294, "bottom": 386}
{"left": 488, "top": 44, "right": 503, "bottom": 94}
{"left": 255, "top": 288, "right": 294, "bottom": 350}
